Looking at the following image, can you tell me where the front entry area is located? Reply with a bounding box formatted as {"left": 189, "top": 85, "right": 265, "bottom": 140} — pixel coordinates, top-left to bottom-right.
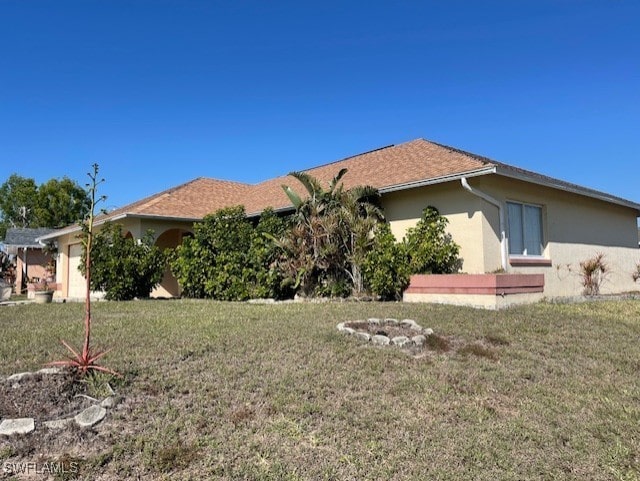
{"left": 67, "top": 243, "right": 86, "bottom": 299}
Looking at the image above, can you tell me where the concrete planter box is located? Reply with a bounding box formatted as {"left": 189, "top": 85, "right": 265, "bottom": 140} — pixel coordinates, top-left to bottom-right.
{"left": 404, "top": 273, "right": 545, "bottom": 309}
{"left": 27, "top": 282, "right": 60, "bottom": 300}
{"left": 33, "top": 291, "right": 54, "bottom": 304}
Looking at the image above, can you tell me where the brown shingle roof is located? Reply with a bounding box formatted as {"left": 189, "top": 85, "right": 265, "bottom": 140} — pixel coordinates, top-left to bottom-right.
{"left": 89, "top": 138, "right": 497, "bottom": 223}
{"left": 38, "top": 138, "right": 640, "bottom": 241}
{"left": 242, "top": 139, "right": 494, "bottom": 213}
{"left": 103, "top": 177, "right": 252, "bottom": 219}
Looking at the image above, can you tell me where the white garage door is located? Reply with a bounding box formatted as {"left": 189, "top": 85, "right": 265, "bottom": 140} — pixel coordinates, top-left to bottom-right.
{"left": 67, "top": 244, "right": 86, "bottom": 299}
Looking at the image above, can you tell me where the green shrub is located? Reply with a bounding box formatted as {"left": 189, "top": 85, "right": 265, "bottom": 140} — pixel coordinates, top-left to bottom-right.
{"left": 81, "top": 222, "right": 166, "bottom": 300}
{"left": 171, "top": 206, "right": 253, "bottom": 300}
{"left": 404, "top": 206, "right": 461, "bottom": 274}
{"left": 362, "top": 223, "right": 410, "bottom": 300}
{"left": 246, "top": 208, "right": 293, "bottom": 300}
{"left": 171, "top": 206, "right": 292, "bottom": 300}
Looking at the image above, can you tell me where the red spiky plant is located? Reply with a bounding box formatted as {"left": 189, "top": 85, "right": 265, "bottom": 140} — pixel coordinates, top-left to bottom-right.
{"left": 48, "top": 164, "right": 119, "bottom": 376}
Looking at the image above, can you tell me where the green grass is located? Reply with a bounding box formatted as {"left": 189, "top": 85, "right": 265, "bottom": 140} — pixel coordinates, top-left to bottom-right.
{"left": 1, "top": 299, "right": 639, "bottom": 480}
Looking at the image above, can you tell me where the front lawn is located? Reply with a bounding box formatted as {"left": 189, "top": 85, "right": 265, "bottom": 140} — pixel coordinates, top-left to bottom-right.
{"left": 1, "top": 300, "right": 639, "bottom": 480}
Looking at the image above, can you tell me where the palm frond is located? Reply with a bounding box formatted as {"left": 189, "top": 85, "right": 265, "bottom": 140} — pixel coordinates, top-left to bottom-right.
{"left": 329, "top": 168, "right": 348, "bottom": 193}
{"left": 288, "top": 171, "right": 323, "bottom": 197}
{"left": 281, "top": 185, "right": 303, "bottom": 209}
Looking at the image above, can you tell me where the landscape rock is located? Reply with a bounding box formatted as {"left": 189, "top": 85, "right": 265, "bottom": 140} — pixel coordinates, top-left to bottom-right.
{"left": 412, "top": 335, "right": 427, "bottom": 347}
{"left": 391, "top": 336, "right": 411, "bottom": 347}
{"left": 0, "top": 418, "right": 35, "bottom": 435}
{"left": 6, "top": 372, "right": 32, "bottom": 382}
{"left": 37, "top": 367, "right": 62, "bottom": 375}
{"left": 74, "top": 405, "right": 106, "bottom": 428}
{"left": 372, "top": 334, "right": 391, "bottom": 346}
{"left": 400, "top": 319, "right": 420, "bottom": 329}
{"left": 355, "top": 332, "right": 371, "bottom": 342}
{"left": 101, "top": 396, "right": 121, "bottom": 409}
{"left": 340, "top": 317, "right": 434, "bottom": 351}
{"left": 43, "top": 418, "right": 74, "bottom": 430}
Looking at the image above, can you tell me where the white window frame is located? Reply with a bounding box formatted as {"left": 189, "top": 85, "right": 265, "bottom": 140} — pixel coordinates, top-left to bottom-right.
{"left": 506, "top": 200, "right": 545, "bottom": 258}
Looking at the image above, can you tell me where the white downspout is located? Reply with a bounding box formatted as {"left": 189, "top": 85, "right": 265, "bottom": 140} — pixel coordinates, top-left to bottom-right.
{"left": 461, "top": 177, "right": 508, "bottom": 271}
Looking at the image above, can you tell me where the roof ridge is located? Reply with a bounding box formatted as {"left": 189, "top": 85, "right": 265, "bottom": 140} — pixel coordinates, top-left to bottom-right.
{"left": 196, "top": 176, "right": 253, "bottom": 187}
{"left": 287, "top": 142, "right": 398, "bottom": 176}
{"left": 426, "top": 139, "right": 499, "bottom": 166}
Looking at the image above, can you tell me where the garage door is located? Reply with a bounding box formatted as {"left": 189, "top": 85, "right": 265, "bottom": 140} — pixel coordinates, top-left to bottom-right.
{"left": 67, "top": 244, "right": 86, "bottom": 299}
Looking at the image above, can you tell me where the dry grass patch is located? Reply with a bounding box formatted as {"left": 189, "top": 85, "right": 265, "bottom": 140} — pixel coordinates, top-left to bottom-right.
{"left": 1, "top": 300, "right": 639, "bottom": 480}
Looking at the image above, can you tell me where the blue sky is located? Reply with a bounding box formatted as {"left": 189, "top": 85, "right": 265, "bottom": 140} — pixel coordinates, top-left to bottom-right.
{"left": 1, "top": 0, "right": 638, "bottom": 211}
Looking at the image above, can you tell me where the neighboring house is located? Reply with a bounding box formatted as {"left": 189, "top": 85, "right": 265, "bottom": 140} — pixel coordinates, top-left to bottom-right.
{"left": 1, "top": 227, "right": 57, "bottom": 295}
{"left": 38, "top": 138, "right": 640, "bottom": 301}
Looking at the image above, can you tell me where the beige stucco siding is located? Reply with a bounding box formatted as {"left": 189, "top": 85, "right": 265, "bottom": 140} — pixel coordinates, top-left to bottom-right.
{"left": 54, "top": 231, "right": 83, "bottom": 299}
{"left": 380, "top": 175, "right": 638, "bottom": 298}
{"left": 382, "top": 182, "right": 490, "bottom": 274}
{"left": 54, "top": 217, "right": 195, "bottom": 299}
{"left": 471, "top": 175, "right": 640, "bottom": 297}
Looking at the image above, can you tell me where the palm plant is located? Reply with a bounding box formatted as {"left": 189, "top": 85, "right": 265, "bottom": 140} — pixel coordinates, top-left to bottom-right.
{"left": 334, "top": 185, "right": 384, "bottom": 294}
{"left": 279, "top": 168, "right": 383, "bottom": 297}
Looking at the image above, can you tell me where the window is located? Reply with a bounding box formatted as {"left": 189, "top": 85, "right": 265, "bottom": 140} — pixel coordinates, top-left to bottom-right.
{"left": 507, "top": 201, "right": 543, "bottom": 256}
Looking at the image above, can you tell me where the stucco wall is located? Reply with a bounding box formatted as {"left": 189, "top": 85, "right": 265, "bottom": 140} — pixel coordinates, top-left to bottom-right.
{"left": 54, "top": 218, "right": 195, "bottom": 299}
{"left": 15, "top": 248, "right": 52, "bottom": 294}
{"left": 141, "top": 219, "right": 194, "bottom": 298}
{"left": 380, "top": 176, "right": 639, "bottom": 298}
{"left": 382, "top": 182, "right": 490, "bottom": 274}
{"left": 470, "top": 175, "right": 640, "bottom": 297}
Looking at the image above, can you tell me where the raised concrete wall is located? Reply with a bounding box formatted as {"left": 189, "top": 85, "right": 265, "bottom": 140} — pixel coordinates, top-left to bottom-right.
{"left": 404, "top": 273, "right": 545, "bottom": 309}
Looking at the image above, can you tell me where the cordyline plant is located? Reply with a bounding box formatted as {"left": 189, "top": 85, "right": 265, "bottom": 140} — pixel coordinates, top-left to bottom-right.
{"left": 579, "top": 252, "right": 608, "bottom": 297}
{"left": 48, "top": 164, "right": 119, "bottom": 376}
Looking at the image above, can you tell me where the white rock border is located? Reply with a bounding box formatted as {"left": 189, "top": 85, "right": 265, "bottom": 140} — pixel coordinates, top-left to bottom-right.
{"left": 338, "top": 318, "right": 434, "bottom": 349}
{"left": 0, "top": 367, "right": 119, "bottom": 436}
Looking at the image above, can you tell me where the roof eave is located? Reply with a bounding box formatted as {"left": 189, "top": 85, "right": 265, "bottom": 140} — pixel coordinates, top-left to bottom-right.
{"left": 378, "top": 166, "right": 497, "bottom": 194}
{"left": 245, "top": 167, "right": 498, "bottom": 217}
{"left": 1, "top": 244, "right": 45, "bottom": 249}
{"left": 35, "top": 212, "right": 206, "bottom": 242}
{"left": 495, "top": 166, "right": 640, "bottom": 215}
{"left": 110, "top": 213, "right": 204, "bottom": 223}
{"left": 246, "top": 205, "right": 295, "bottom": 218}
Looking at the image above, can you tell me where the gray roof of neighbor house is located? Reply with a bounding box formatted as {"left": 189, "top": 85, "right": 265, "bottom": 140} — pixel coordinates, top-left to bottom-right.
{"left": 3, "top": 228, "right": 58, "bottom": 248}
{"left": 37, "top": 138, "right": 640, "bottom": 241}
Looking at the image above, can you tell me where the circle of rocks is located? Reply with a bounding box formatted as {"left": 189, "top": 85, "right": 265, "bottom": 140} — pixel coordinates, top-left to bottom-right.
{"left": 337, "top": 318, "right": 434, "bottom": 348}
{"left": 0, "top": 368, "right": 119, "bottom": 436}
